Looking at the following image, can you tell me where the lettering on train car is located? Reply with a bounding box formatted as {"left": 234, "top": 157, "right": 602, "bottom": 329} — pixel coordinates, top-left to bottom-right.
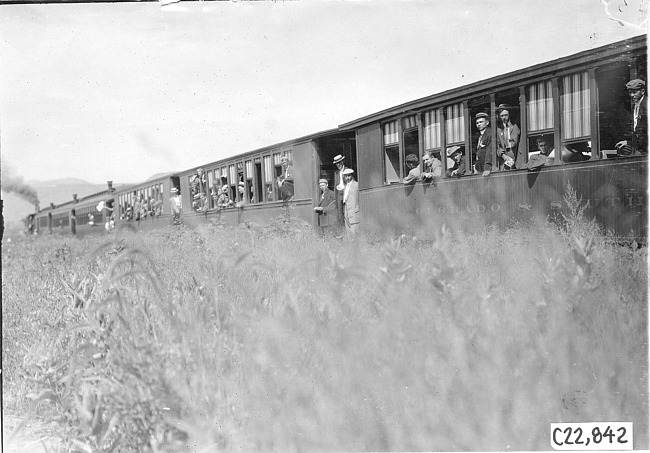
{"left": 416, "top": 203, "right": 500, "bottom": 216}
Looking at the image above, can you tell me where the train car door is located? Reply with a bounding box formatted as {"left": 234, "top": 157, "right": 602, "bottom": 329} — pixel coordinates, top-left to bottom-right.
{"left": 315, "top": 132, "right": 357, "bottom": 189}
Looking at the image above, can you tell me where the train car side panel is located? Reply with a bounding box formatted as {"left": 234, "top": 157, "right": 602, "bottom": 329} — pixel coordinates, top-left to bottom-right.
{"left": 356, "top": 123, "right": 383, "bottom": 190}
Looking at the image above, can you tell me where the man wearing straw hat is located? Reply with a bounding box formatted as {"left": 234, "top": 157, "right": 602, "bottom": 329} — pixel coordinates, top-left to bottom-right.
{"left": 169, "top": 187, "right": 182, "bottom": 225}
{"left": 342, "top": 168, "right": 360, "bottom": 237}
{"left": 332, "top": 154, "right": 348, "bottom": 228}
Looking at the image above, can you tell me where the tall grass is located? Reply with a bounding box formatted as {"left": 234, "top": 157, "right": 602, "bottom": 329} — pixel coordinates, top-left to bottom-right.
{"left": 3, "top": 201, "right": 647, "bottom": 452}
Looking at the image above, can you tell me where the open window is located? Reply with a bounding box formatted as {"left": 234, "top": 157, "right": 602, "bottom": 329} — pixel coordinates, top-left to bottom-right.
{"left": 526, "top": 80, "right": 555, "bottom": 163}
{"left": 560, "top": 72, "right": 592, "bottom": 162}
{"left": 402, "top": 115, "right": 419, "bottom": 180}
{"left": 596, "top": 61, "right": 636, "bottom": 158}
{"left": 444, "top": 103, "right": 466, "bottom": 176}
{"left": 263, "top": 155, "right": 274, "bottom": 202}
{"left": 424, "top": 108, "right": 443, "bottom": 169}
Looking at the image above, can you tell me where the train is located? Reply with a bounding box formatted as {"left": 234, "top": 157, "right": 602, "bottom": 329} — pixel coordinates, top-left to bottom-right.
{"left": 25, "top": 35, "right": 648, "bottom": 240}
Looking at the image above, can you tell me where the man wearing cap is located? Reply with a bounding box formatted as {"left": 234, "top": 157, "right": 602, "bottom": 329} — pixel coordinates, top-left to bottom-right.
{"left": 496, "top": 104, "right": 520, "bottom": 170}
{"left": 169, "top": 187, "right": 182, "bottom": 225}
{"left": 421, "top": 150, "right": 442, "bottom": 181}
{"left": 446, "top": 146, "right": 467, "bottom": 178}
{"left": 332, "top": 154, "right": 348, "bottom": 228}
{"left": 342, "top": 168, "right": 360, "bottom": 236}
{"left": 403, "top": 153, "right": 422, "bottom": 185}
{"left": 616, "top": 79, "right": 647, "bottom": 155}
{"left": 314, "top": 178, "right": 336, "bottom": 233}
{"left": 474, "top": 112, "right": 493, "bottom": 176}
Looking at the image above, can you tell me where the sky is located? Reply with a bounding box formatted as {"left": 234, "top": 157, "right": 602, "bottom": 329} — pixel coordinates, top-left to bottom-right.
{"left": 0, "top": 0, "right": 647, "bottom": 188}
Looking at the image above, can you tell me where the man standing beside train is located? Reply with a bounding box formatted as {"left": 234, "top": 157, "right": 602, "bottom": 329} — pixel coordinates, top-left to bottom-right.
{"left": 474, "top": 112, "right": 493, "bottom": 176}
{"left": 333, "top": 154, "right": 348, "bottom": 229}
{"left": 496, "top": 104, "right": 520, "bottom": 170}
{"left": 616, "top": 79, "right": 647, "bottom": 156}
{"left": 342, "top": 168, "right": 360, "bottom": 237}
{"left": 170, "top": 187, "right": 182, "bottom": 225}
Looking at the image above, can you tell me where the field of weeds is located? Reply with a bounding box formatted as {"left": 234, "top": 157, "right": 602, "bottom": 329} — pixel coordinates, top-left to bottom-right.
{"left": 3, "top": 196, "right": 648, "bottom": 452}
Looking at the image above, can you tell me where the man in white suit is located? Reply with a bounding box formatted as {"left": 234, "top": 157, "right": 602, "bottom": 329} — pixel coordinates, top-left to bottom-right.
{"left": 342, "top": 168, "right": 360, "bottom": 237}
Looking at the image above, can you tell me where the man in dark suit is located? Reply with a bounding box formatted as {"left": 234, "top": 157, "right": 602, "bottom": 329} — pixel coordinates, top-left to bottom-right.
{"left": 332, "top": 154, "right": 348, "bottom": 228}
{"left": 314, "top": 178, "right": 336, "bottom": 233}
{"left": 342, "top": 168, "right": 360, "bottom": 237}
{"left": 616, "top": 79, "right": 647, "bottom": 155}
{"left": 474, "top": 112, "right": 493, "bottom": 176}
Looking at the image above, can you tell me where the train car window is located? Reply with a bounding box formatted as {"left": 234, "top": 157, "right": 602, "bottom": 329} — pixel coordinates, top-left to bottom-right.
{"left": 560, "top": 72, "right": 592, "bottom": 162}
{"left": 596, "top": 62, "right": 637, "bottom": 159}
{"left": 527, "top": 80, "right": 554, "bottom": 132}
{"left": 403, "top": 128, "right": 419, "bottom": 178}
{"left": 383, "top": 120, "right": 400, "bottom": 183}
{"left": 402, "top": 115, "right": 419, "bottom": 178}
{"left": 526, "top": 80, "right": 555, "bottom": 162}
{"left": 443, "top": 103, "right": 467, "bottom": 177}
{"left": 245, "top": 160, "right": 254, "bottom": 203}
{"left": 263, "top": 155, "right": 274, "bottom": 201}
{"left": 424, "top": 109, "right": 442, "bottom": 151}
{"left": 273, "top": 153, "right": 283, "bottom": 200}
{"left": 207, "top": 170, "right": 215, "bottom": 209}
{"left": 254, "top": 158, "right": 263, "bottom": 204}
{"left": 237, "top": 162, "right": 244, "bottom": 202}
{"left": 528, "top": 134, "right": 557, "bottom": 164}
{"left": 229, "top": 164, "right": 237, "bottom": 202}
{"left": 445, "top": 103, "right": 465, "bottom": 144}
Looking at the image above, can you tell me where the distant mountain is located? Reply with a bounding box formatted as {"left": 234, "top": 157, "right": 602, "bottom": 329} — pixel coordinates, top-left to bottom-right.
{"left": 29, "top": 178, "right": 98, "bottom": 188}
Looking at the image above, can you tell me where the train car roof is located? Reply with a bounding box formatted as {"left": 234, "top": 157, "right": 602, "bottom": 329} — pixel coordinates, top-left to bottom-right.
{"left": 338, "top": 35, "right": 646, "bottom": 130}
{"left": 36, "top": 185, "right": 123, "bottom": 214}
{"left": 175, "top": 127, "right": 351, "bottom": 176}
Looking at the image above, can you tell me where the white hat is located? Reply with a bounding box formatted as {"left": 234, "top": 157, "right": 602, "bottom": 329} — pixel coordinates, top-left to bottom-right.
{"left": 342, "top": 168, "right": 354, "bottom": 175}
{"left": 170, "top": 187, "right": 178, "bottom": 193}
{"left": 96, "top": 201, "right": 105, "bottom": 212}
{"left": 447, "top": 146, "right": 462, "bottom": 157}
{"left": 333, "top": 154, "right": 345, "bottom": 164}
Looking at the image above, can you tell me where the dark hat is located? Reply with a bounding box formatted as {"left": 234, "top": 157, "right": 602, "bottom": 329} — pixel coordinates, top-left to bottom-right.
{"left": 342, "top": 168, "right": 354, "bottom": 175}
{"left": 333, "top": 154, "right": 345, "bottom": 164}
{"left": 475, "top": 112, "right": 489, "bottom": 120}
{"left": 446, "top": 145, "right": 462, "bottom": 157}
{"left": 318, "top": 178, "right": 328, "bottom": 185}
{"left": 626, "top": 79, "right": 646, "bottom": 90}
{"left": 497, "top": 104, "right": 511, "bottom": 112}
{"left": 526, "top": 154, "right": 547, "bottom": 171}
{"left": 406, "top": 153, "right": 419, "bottom": 164}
